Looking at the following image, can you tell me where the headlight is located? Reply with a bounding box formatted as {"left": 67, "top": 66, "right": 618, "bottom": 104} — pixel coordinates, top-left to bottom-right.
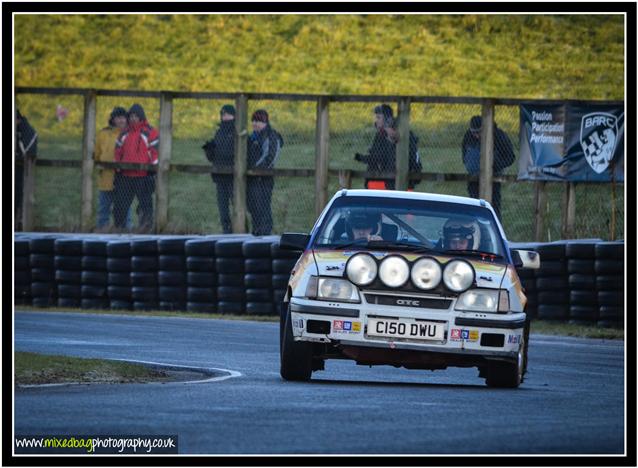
{"left": 317, "top": 278, "right": 360, "bottom": 303}
{"left": 346, "top": 253, "right": 377, "bottom": 286}
{"left": 442, "top": 259, "right": 474, "bottom": 292}
{"left": 410, "top": 257, "right": 442, "bottom": 290}
{"left": 455, "top": 289, "right": 500, "bottom": 312}
{"left": 378, "top": 255, "right": 410, "bottom": 288}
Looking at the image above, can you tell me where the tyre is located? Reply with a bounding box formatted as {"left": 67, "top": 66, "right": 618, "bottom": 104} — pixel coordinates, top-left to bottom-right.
{"left": 568, "top": 274, "right": 596, "bottom": 289}
{"left": 567, "top": 259, "right": 595, "bottom": 275}
{"left": 187, "top": 287, "right": 216, "bottom": 302}
{"left": 131, "top": 256, "right": 159, "bottom": 272}
{"left": 57, "top": 284, "right": 81, "bottom": 299}
{"left": 597, "top": 319, "right": 623, "bottom": 329}
{"left": 158, "top": 270, "right": 185, "bottom": 286}
{"left": 131, "top": 286, "right": 158, "bottom": 302}
{"left": 57, "top": 297, "right": 81, "bottom": 308}
{"left": 565, "top": 242, "right": 596, "bottom": 259}
{"left": 107, "top": 257, "right": 131, "bottom": 272}
{"left": 82, "top": 256, "right": 107, "bottom": 270}
{"left": 158, "top": 287, "right": 186, "bottom": 301}
{"left": 186, "top": 256, "right": 216, "bottom": 272}
{"left": 595, "top": 242, "right": 624, "bottom": 260}
{"left": 54, "top": 238, "right": 84, "bottom": 255}
{"left": 485, "top": 334, "right": 525, "bottom": 388}
{"left": 595, "top": 275, "right": 623, "bottom": 290}
{"left": 599, "top": 305, "right": 623, "bottom": 321}
{"left": 537, "top": 243, "right": 566, "bottom": 261}
{"left": 82, "top": 239, "right": 108, "bottom": 256}
{"left": 158, "top": 237, "right": 188, "bottom": 255}
{"left": 31, "top": 268, "right": 55, "bottom": 282}
{"left": 246, "top": 302, "right": 274, "bottom": 315}
{"left": 29, "top": 237, "right": 56, "bottom": 254}
{"left": 538, "top": 291, "right": 568, "bottom": 306}
{"left": 108, "top": 272, "right": 131, "bottom": 286}
{"left": 15, "top": 256, "right": 30, "bottom": 271}
{"left": 186, "top": 302, "right": 215, "bottom": 313}
{"left": 106, "top": 240, "right": 131, "bottom": 257}
{"left": 280, "top": 303, "right": 313, "bottom": 381}
{"left": 81, "top": 270, "right": 108, "bottom": 286}
{"left": 216, "top": 257, "right": 244, "bottom": 273}
{"left": 30, "top": 254, "right": 55, "bottom": 269}
{"left": 598, "top": 291, "right": 623, "bottom": 307}
{"left": 535, "top": 276, "right": 567, "bottom": 290}
{"left": 15, "top": 270, "right": 31, "bottom": 285}
{"left": 54, "top": 255, "right": 83, "bottom": 270}
{"left": 185, "top": 239, "right": 217, "bottom": 257}
{"left": 273, "top": 289, "right": 286, "bottom": 304}
{"left": 271, "top": 241, "right": 302, "bottom": 259}
{"left": 246, "top": 289, "right": 272, "bottom": 302}
{"left": 537, "top": 304, "right": 568, "bottom": 320}
{"left": 133, "top": 301, "right": 159, "bottom": 311}
{"left": 242, "top": 239, "right": 274, "bottom": 258}
{"left": 15, "top": 239, "right": 30, "bottom": 256}
{"left": 131, "top": 272, "right": 158, "bottom": 287}
{"left": 81, "top": 285, "right": 107, "bottom": 299}
{"left": 272, "top": 274, "right": 290, "bottom": 289}
{"left": 81, "top": 298, "right": 108, "bottom": 309}
{"left": 215, "top": 239, "right": 244, "bottom": 257}
{"left": 110, "top": 300, "right": 132, "bottom": 310}
{"left": 569, "top": 305, "right": 598, "bottom": 321}
{"left": 159, "top": 301, "right": 185, "bottom": 311}
{"left": 218, "top": 273, "right": 244, "bottom": 287}
{"left": 594, "top": 259, "right": 623, "bottom": 275}
{"left": 107, "top": 286, "right": 131, "bottom": 300}
{"left": 217, "top": 301, "right": 245, "bottom": 314}
{"left": 32, "top": 297, "right": 53, "bottom": 308}
{"left": 217, "top": 286, "right": 245, "bottom": 301}
{"left": 30, "top": 282, "right": 55, "bottom": 297}
{"left": 244, "top": 273, "right": 272, "bottom": 288}
{"left": 56, "top": 270, "right": 81, "bottom": 284}
{"left": 569, "top": 290, "right": 597, "bottom": 306}
{"left": 245, "top": 258, "right": 272, "bottom": 273}
{"left": 187, "top": 272, "right": 216, "bottom": 288}
{"left": 159, "top": 255, "right": 185, "bottom": 271}
{"left": 272, "top": 258, "right": 297, "bottom": 274}
{"left": 130, "top": 239, "right": 158, "bottom": 255}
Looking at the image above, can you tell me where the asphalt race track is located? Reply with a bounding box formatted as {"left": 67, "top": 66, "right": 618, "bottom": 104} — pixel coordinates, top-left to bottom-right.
{"left": 14, "top": 311, "right": 625, "bottom": 455}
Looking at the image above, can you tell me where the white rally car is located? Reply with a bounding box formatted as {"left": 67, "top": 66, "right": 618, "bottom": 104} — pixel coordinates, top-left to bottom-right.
{"left": 278, "top": 189, "right": 540, "bottom": 388}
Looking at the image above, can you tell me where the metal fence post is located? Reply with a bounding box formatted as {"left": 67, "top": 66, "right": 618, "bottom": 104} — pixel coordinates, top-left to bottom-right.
{"left": 20, "top": 154, "right": 36, "bottom": 231}
{"left": 561, "top": 182, "right": 576, "bottom": 239}
{"left": 315, "top": 96, "right": 329, "bottom": 216}
{"left": 80, "top": 90, "right": 97, "bottom": 231}
{"left": 533, "top": 180, "right": 547, "bottom": 242}
{"left": 156, "top": 91, "right": 173, "bottom": 233}
{"left": 395, "top": 97, "right": 411, "bottom": 191}
{"left": 232, "top": 94, "right": 248, "bottom": 233}
{"left": 478, "top": 100, "right": 495, "bottom": 204}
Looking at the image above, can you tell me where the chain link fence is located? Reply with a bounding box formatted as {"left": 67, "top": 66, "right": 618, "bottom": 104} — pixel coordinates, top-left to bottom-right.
{"left": 15, "top": 89, "right": 624, "bottom": 241}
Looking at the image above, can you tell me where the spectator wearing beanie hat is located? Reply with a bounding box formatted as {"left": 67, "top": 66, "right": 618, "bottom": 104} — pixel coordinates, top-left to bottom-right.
{"left": 203, "top": 103, "right": 236, "bottom": 233}
{"left": 246, "top": 109, "right": 284, "bottom": 235}
{"left": 113, "top": 103, "right": 160, "bottom": 232}
{"left": 354, "top": 103, "right": 422, "bottom": 190}
{"left": 94, "top": 106, "right": 132, "bottom": 229}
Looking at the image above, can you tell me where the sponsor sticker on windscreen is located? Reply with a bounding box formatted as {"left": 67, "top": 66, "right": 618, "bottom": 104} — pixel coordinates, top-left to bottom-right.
{"left": 367, "top": 318, "right": 444, "bottom": 341}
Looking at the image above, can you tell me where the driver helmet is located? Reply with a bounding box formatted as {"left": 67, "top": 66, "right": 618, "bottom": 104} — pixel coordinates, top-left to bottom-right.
{"left": 443, "top": 217, "right": 480, "bottom": 250}
{"left": 346, "top": 210, "right": 380, "bottom": 238}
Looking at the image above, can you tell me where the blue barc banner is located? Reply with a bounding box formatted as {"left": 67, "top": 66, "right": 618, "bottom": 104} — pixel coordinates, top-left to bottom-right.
{"left": 518, "top": 103, "right": 624, "bottom": 182}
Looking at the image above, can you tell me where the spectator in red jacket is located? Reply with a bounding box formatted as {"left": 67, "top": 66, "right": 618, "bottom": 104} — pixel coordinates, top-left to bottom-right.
{"left": 113, "top": 104, "right": 159, "bottom": 231}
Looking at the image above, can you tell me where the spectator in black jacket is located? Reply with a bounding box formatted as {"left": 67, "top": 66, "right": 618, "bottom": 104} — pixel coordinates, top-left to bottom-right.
{"left": 247, "top": 109, "right": 284, "bottom": 236}
{"left": 203, "top": 104, "right": 236, "bottom": 233}
{"left": 461, "top": 115, "right": 515, "bottom": 221}
{"left": 354, "top": 104, "right": 422, "bottom": 190}
{"left": 15, "top": 110, "right": 38, "bottom": 229}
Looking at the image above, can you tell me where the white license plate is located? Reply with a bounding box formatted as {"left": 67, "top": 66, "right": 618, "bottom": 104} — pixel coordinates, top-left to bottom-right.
{"left": 367, "top": 318, "right": 444, "bottom": 341}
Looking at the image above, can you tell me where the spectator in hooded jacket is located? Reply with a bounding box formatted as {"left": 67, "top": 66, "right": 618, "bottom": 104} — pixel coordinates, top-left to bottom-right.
{"left": 203, "top": 104, "right": 236, "bottom": 234}
{"left": 461, "top": 115, "right": 515, "bottom": 221}
{"left": 247, "top": 109, "right": 284, "bottom": 236}
{"left": 354, "top": 104, "right": 422, "bottom": 190}
{"left": 15, "top": 109, "right": 38, "bottom": 229}
{"left": 113, "top": 103, "right": 159, "bottom": 232}
{"left": 94, "top": 106, "right": 132, "bottom": 230}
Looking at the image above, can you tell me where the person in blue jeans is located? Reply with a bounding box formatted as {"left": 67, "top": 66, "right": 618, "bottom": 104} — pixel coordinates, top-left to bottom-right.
{"left": 461, "top": 115, "right": 515, "bottom": 221}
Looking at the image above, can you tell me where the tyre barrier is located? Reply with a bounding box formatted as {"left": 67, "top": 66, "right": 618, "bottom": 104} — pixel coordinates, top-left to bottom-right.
{"left": 15, "top": 234, "right": 624, "bottom": 328}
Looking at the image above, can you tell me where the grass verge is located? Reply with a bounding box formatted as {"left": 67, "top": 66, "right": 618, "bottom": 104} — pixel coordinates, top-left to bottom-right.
{"left": 15, "top": 306, "right": 624, "bottom": 340}
{"left": 14, "top": 351, "right": 174, "bottom": 386}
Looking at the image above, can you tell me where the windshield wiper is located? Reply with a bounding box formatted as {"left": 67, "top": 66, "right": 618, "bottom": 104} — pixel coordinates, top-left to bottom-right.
{"left": 441, "top": 249, "right": 504, "bottom": 259}
{"left": 321, "top": 240, "right": 434, "bottom": 253}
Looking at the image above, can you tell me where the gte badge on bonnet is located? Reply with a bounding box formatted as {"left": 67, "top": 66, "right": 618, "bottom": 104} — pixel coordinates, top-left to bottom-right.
{"left": 580, "top": 112, "right": 620, "bottom": 174}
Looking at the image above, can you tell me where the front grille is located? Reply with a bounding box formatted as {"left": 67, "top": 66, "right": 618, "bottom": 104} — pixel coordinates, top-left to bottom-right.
{"left": 364, "top": 293, "right": 452, "bottom": 310}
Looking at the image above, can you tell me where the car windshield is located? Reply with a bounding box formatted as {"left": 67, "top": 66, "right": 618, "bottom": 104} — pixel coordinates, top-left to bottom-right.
{"left": 313, "top": 195, "right": 506, "bottom": 258}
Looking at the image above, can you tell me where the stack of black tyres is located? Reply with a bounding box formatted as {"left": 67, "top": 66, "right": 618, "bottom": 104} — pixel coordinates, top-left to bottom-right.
{"left": 158, "top": 237, "right": 190, "bottom": 311}
{"left": 83, "top": 237, "right": 113, "bottom": 310}
{"left": 243, "top": 238, "right": 277, "bottom": 316}
{"left": 130, "top": 237, "right": 160, "bottom": 311}
{"left": 271, "top": 240, "right": 301, "bottom": 312}
{"left": 15, "top": 237, "right": 32, "bottom": 306}
{"left": 535, "top": 242, "right": 569, "bottom": 320}
{"left": 107, "top": 239, "right": 133, "bottom": 310}
{"left": 595, "top": 241, "right": 624, "bottom": 328}
{"left": 216, "top": 238, "right": 247, "bottom": 314}
{"left": 566, "top": 241, "right": 599, "bottom": 324}
{"left": 30, "top": 236, "right": 57, "bottom": 307}
{"left": 185, "top": 237, "right": 218, "bottom": 313}
{"left": 54, "top": 237, "right": 85, "bottom": 308}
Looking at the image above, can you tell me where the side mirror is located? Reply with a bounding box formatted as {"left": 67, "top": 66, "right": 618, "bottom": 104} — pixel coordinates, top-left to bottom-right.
{"left": 511, "top": 249, "right": 541, "bottom": 269}
{"left": 280, "top": 232, "right": 310, "bottom": 251}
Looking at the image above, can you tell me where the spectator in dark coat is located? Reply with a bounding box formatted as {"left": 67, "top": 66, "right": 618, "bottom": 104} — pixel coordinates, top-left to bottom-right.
{"left": 15, "top": 110, "right": 38, "bottom": 229}
{"left": 113, "top": 103, "right": 159, "bottom": 232}
{"left": 247, "top": 109, "right": 283, "bottom": 236}
{"left": 203, "top": 104, "right": 236, "bottom": 234}
{"left": 354, "top": 104, "right": 422, "bottom": 190}
{"left": 461, "top": 115, "right": 515, "bottom": 221}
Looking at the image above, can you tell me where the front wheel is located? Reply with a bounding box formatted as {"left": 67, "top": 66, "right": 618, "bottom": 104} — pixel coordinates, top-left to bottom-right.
{"left": 280, "top": 303, "right": 313, "bottom": 381}
{"left": 484, "top": 333, "right": 526, "bottom": 388}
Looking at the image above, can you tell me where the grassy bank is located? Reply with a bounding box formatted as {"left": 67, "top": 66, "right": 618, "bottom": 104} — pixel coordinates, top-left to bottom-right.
{"left": 16, "top": 308, "right": 624, "bottom": 340}
{"left": 14, "top": 351, "right": 173, "bottom": 386}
